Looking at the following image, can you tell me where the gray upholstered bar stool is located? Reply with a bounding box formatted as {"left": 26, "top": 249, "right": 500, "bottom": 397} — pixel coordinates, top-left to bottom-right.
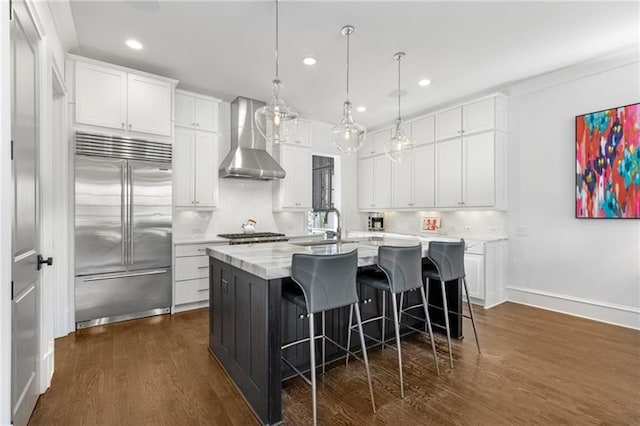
{"left": 347, "top": 244, "right": 439, "bottom": 399}
{"left": 423, "top": 240, "right": 481, "bottom": 369}
{"left": 280, "top": 250, "right": 376, "bottom": 426}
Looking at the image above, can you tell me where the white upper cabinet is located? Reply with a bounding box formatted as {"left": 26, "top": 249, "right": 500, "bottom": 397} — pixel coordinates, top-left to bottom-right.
{"left": 435, "top": 139, "right": 463, "bottom": 207}
{"left": 413, "top": 143, "right": 435, "bottom": 208}
{"left": 358, "top": 154, "right": 392, "bottom": 210}
{"left": 73, "top": 57, "right": 176, "bottom": 139}
{"left": 359, "top": 128, "right": 390, "bottom": 158}
{"left": 392, "top": 158, "right": 413, "bottom": 208}
{"left": 462, "top": 97, "right": 495, "bottom": 136}
{"left": 410, "top": 115, "right": 435, "bottom": 145}
{"left": 273, "top": 144, "right": 312, "bottom": 210}
{"left": 462, "top": 132, "right": 495, "bottom": 207}
{"left": 127, "top": 73, "right": 172, "bottom": 136}
{"left": 435, "top": 107, "right": 462, "bottom": 141}
{"left": 175, "top": 90, "right": 220, "bottom": 132}
{"left": 75, "top": 61, "right": 127, "bottom": 130}
{"left": 295, "top": 119, "right": 313, "bottom": 147}
{"left": 173, "top": 128, "right": 218, "bottom": 208}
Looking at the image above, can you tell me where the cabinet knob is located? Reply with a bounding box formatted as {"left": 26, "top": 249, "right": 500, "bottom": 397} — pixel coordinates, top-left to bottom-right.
{"left": 196, "top": 123, "right": 200, "bottom": 127}
{"left": 121, "top": 122, "right": 125, "bottom": 128}
{"left": 128, "top": 124, "right": 132, "bottom": 129}
{"left": 196, "top": 201, "right": 200, "bottom": 205}
{"left": 192, "top": 122, "right": 196, "bottom": 127}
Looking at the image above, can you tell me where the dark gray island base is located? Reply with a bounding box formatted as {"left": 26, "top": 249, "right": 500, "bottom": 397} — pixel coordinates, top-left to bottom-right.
{"left": 207, "top": 240, "right": 462, "bottom": 425}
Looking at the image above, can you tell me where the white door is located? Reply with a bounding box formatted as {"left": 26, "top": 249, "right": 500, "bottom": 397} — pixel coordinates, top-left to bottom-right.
{"left": 413, "top": 143, "right": 435, "bottom": 208}
{"left": 194, "top": 98, "right": 218, "bottom": 132}
{"left": 462, "top": 98, "right": 495, "bottom": 135}
{"left": 127, "top": 73, "right": 172, "bottom": 137}
{"left": 391, "top": 157, "right": 413, "bottom": 208}
{"left": 173, "top": 129, "right": 195, "bottom": 207}
{"left": 297, "top": 148, "right": 312, "bottom": 208}
{"left": 75, "top": 61, "right": 126, "bottom": 131}
{"left": 174, "top": 92, "right": 195, "bottom": 128}
{"left": 373, "top": 155, "right": 392, "bottom": 209}
{"left": 194, "top": 132, "right": 218, "bottom": 207}
{"left": 358, "top": 157, "right": 374, "bottom": 209}
{"left": 11, "top": 2, "right": 41, "bottom": 424}
{"left": 463, "top": 132, "right": 495, "bottom": 207}
{"left": 435, "top": 139, "right": 462, "bottom": 207}
{"left": 435, "top": 107, "right": 462, "bottom": 141}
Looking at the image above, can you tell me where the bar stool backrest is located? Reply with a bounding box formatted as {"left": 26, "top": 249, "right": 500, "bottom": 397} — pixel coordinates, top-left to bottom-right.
{"left": 291, "top": 250, "right": 359, "bottom": 314}
{"left": 427, "top": 240, "right": 466, "bottom": 282}
{"left": 377, "top": 244, "right": 423, "bottom": 294}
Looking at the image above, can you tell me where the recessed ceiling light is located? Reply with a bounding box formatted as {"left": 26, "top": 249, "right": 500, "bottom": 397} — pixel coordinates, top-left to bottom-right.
{"left": 302, "top": 57, "right": 317, "bottom": 66}
{"left": 357, "top": 106, "right": 366, "bottom": 112}
{"left": 418, "top": 79, "right": 432, "bottom": 87}
{"left": 126, "top": 39, "right": 143, "bottom": 50}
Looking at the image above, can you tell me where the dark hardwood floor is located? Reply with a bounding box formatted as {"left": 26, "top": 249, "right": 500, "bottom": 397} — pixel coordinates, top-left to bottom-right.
{"left": 30, "top": 302, "right": 640, "bottom": 425}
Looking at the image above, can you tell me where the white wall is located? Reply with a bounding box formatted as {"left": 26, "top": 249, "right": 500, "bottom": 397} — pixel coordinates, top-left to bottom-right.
{"left": 505, "top": 54, "right": 640, "bottom": 329}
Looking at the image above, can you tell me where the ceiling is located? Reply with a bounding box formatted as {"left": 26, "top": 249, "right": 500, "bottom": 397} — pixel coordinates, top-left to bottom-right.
{"left": 69, "top": 1, "right": 640, "bottom": 129}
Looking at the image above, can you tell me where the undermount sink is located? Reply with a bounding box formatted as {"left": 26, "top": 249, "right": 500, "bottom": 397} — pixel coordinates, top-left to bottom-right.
{"left": 293, "top": 239, "right": 361, "bottom": 247}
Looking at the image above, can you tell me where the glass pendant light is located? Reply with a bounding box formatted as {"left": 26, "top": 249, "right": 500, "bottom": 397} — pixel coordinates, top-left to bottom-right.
{"left": 254, "top": 0, "right": 298, "bottom": 144}
{"left": 331, "top": 25, "right": 366, "bottom": 154}
{"left": 384, "top": 52, "right": 414, "bottom": 162}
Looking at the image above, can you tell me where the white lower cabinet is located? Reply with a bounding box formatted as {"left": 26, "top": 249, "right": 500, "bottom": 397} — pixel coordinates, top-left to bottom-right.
{"left": 173, "top": 243, "right": 212, "bottom": 312}
{"left": 459, "top": 240, "right": 507, "bottom": 308}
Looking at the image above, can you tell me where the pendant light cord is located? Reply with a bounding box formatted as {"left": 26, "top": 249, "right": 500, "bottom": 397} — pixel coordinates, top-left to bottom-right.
{"left": 346, "top": 30, "right": 350, "bottom": 102}
{"left": 275, "top": 0, "right": 279, "bottom": 79}
{"left": 397, "top": 55, "right": 402, "bottom": 122}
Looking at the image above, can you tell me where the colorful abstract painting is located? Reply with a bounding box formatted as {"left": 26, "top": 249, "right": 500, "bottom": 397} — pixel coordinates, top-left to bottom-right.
{"left": 576, "top": 103, "right": 640, "bottom": 218}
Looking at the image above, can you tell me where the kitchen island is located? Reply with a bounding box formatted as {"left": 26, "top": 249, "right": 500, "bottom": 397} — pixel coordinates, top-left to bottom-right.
{"left": 207, "top": 237, "right": 462, "bottom": 425}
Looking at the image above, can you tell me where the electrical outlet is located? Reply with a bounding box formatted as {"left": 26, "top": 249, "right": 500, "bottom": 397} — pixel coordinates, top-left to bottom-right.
{"left": 464, "top": 225, "right": 472, "bottom": 233}
{"left": 516, "top": 226, "right": 528, "bottom": 237}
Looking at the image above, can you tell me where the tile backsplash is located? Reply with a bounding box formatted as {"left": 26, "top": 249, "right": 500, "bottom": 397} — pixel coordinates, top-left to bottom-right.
{"left": 359, "top": 210, "right": 508, "bottom": 238}
{"left": 173, "top": 178, "right": 307, "bottom": 239}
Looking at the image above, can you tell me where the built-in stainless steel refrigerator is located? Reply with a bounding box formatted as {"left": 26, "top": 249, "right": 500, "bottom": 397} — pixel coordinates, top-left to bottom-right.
{"left": 74, "top": 132, "right": 172, "bottom": 329}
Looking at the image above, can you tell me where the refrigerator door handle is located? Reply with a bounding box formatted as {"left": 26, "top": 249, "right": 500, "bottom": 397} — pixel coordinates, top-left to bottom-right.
{"left": 81, "top": 269, "right": 168, "bottom": 282}
{"left": 129, "top": 164, "right": 134, "bottom": 265}
{"left": 122, "top": 164, "right": 127, "bottom": 265}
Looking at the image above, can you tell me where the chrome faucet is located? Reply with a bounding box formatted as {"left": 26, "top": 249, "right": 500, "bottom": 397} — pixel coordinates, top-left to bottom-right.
{"left": 317, "top": 207, "right": 342, "bottom": 241}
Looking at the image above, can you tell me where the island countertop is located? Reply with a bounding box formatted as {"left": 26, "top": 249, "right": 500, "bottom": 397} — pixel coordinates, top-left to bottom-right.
{"left": 206, "top": 236, "right": 452, "bottom": 280}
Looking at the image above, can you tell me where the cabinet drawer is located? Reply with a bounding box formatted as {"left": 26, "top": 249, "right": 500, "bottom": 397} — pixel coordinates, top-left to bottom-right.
{"left": 175, "top": 278, "right": 209, "bottom": 305}
{"left": 175, "top": 256, "right": 209, "bottom": 281}
{"left": 175, "top": 244, "right": 212, "bottom": 257}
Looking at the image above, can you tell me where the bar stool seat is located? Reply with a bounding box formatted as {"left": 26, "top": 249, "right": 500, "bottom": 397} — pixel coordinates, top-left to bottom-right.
{"left": 356, "top": 270, "right": 391, "bottom": 291}
{"left": 280, "top": 250, "right": 376, "bottom": 426}
{"left": 347, "top": 244, "right": 439, "bottom": 399}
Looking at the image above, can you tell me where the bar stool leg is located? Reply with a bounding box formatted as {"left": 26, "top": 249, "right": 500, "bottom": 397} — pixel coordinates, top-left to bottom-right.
{"left": 353, "top": 302, "right": 377, "bottom": 414}
{"left": 345, "top": 304, "right": 353, "bottom": 366}
{"left": 398, "top": 292, "right": 404, "bottom": 325}
{"left": 420, "top": 286, "right": 440, "bottom": 376}
{"left": 322, "top": 311, "right": 326, "bottom": 376}
{"left": 441, "top": 280, "right": 454, "bottom": 369}
{"left": 381, "top": 291, "right": 386, "bottom": 350}
{"left": 390, "top": 292, "right": 405, "bottom": 399}
{"left": 463, "top": 277, "right": 481, "bottom": 354}
{"left": 308, "top": 312, "right": 318, "bottom": 426}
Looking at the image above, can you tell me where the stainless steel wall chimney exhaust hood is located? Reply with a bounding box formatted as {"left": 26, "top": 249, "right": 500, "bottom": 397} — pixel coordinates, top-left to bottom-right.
{"left": 219, "top": 97, "right": 286, "bottom": 180}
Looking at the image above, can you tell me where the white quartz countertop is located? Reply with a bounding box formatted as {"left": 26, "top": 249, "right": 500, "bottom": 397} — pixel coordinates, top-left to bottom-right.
{"left": 173, "top": 237, "right": 228, "bottom": 245}
{"left": 207, "top": 236, "right": 435, "bottom": 280}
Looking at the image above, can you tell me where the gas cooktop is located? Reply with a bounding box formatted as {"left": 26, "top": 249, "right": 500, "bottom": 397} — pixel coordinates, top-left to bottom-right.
{"left": 217, "top": 232, "right": 288, "bottom": 245}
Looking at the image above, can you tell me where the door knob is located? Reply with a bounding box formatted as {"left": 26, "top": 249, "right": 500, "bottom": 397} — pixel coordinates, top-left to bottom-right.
{"left": 37, "top": 255, "right": 53, "bottom": 271}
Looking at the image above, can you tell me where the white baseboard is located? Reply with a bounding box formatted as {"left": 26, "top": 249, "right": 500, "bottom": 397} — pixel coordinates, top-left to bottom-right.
{"left": 172, "top": 300, "right": 209, "bottom": 314}
{"left": 39, "top": 348, "right": 54, "bottom": 393}
{"left": 507, "top": 286, "right": 640, "bottom": 330}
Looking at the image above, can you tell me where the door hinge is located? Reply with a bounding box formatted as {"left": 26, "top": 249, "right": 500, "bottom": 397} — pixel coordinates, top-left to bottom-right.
{"left": 10, "top": 140, "right": 14, "bottom": 160}
{"left": 9, "top": 0, "right": 12, "bottom": 20}
{"left": 10, "top": 281, "right": 14, "bottom": 300}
